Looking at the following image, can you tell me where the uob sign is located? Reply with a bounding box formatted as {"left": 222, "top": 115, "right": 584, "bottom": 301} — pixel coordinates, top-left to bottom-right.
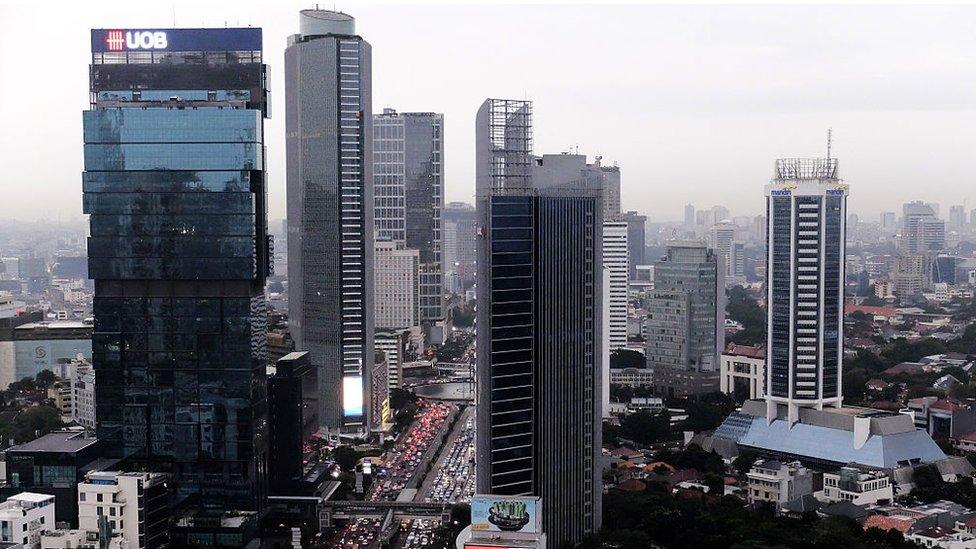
{"left": 105, "top": 30, "right": 168, "bottom": 51}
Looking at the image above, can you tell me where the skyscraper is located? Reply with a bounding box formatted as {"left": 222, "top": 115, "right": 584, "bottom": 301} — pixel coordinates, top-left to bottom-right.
{"left": 373, "top": 109, "right": 445, "bottom": 324}
{"left": 85, "top": 27, "right": 269, "bottom": 509}
{"left": 443, "top": 202, "right": 478, "bottom": 292}
{"left": 765, "top": 158, "right": 846, "bottom": 422}
{"left": 684, "top": 203, "right": 696, "bottom": 228}
{"left": 902, "top": 200, "right": 939, "bottom": 253}
{"left": 595, "top": 157, "right": 621, "bottom": 221}
{"left": 710, "top": 221, "right": 736, "bottom": 279}
{"left": 711, "top": 158, "right": 947, "bottom": 470}
{"left": 602, "top": 222, "right": 629, "bottom": 351}
{"left": 646, "top": 241, "right": 725, "bottom": 398}
{"left": 622, "top": 210, "right": 646, "bottom": 278}
{"left": 880, "top": 211, "right": 897, "bottom": 234}
{"left": 949, "top": 205, "right": 967, "bottom": 231}
{"left": 475, "top": 99, "right": 602, "bottom": 547}
{"left": 285, "top": 10, "right": 374, "bottom": 434}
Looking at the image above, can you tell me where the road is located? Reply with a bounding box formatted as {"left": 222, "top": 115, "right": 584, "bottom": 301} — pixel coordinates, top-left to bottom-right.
{"left": 331, "top": 400, "right": 454, "bottom": 549}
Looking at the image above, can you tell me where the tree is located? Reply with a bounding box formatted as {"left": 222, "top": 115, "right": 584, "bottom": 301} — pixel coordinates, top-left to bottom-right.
{"left": 451, "top": 305, "right": 475, "bottom": 329}
{"left": 35, "top": 370, "right": 57, "bottom": 389}
{"left": 610, "top": 349, "right": 646, "bottom": 369}
{"left": 703, "top": 473, "right": 725, "bottom": 495}
{"left": 389, "top": 388, "right": 418, "bottom": 411}
{"left": 726, "top": 285, "right": 766, "bottom": 346}
{"left": 619, "top": 411, "right": 671, "bottom": 445}
{"left": 733, "top": 450, "right": 758, "bottom": 475}
{"left": 5, "top": 406, "right": 62, "bottom": 444}
{"left": 655, "top": 444, "right": 726, "bottom": 475}
{"left": 331, "top": 445, "right": 361, "bottom": 471}
{"left": 7, "top": 377, "right": 36, "bottom": 394}
{"left": 680, "top": 392, "right": 736, "bottom": 432}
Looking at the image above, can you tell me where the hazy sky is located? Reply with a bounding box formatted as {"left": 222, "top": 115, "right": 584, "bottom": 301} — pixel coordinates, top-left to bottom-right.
{"left": 2, "top": 1, "right": 975, "bottom": 223}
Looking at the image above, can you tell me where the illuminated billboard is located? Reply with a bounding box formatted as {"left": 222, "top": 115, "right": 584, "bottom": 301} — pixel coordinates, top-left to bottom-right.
{"left": 342, "top": 375, "right": 364, "bottom": 417}
{"left": 90, "top": 28, "right": 262, "bottom": 53}
{"left": 471, "top": 495, "right": 542, "bottom": 534}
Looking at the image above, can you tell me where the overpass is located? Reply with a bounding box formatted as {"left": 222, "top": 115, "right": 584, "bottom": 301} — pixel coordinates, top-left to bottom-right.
{"left": 317, "top": 500, "right": 453, "bottom": 528}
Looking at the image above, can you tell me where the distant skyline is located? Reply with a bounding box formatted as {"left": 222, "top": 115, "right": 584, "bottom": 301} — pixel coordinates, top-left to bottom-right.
{"left": 2, "top": 2, "right": 975, "bottom": 222}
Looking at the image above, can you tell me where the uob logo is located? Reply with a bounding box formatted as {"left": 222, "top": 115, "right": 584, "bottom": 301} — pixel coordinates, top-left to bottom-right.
{"left": 105, "top": 30, "right": 168, "bottom": 51}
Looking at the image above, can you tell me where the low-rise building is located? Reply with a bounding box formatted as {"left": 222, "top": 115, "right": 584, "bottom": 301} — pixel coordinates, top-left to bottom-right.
{"left": 3, "top": 430, "right": 100, "bottom": 525}
{"left": 818, "top": 466, "right": 893, "bottom": 506}
{"left": 609, "top": 367, "right": 654, "bottom": 388}
{"left": 47, "top": 380, "right": 72, "bottom": 417}
{"left": 77, "top": 471, "right": 170, "bottom": 549}
{"left": 746, "top": 459, "right": 813, "bottom": 506}
{"left": 0, "top": 492, "right": 55, "bottom": 548}
{"left": 627, "top": 397, "right": 665, "bottom": 414}
{"left": 719, "top": 343, "right": 765, "bottom": 400}
{"left": 907, "top": 526, "right": 976, "bottom": 548}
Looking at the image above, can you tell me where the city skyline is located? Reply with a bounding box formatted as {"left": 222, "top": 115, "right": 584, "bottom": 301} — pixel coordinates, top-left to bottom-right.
{"left": 3, "top": 3, "right": 976, "bottom": 223}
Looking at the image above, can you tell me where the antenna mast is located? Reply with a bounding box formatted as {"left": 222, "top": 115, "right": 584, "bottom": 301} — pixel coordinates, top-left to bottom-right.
{"left": 826, "top": 128, "right": 833, "bottom": 160}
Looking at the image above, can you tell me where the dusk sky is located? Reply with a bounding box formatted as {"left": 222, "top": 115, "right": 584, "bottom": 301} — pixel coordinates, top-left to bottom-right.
{"left": 2, "top": 1, "right": 975, "bottom": 223}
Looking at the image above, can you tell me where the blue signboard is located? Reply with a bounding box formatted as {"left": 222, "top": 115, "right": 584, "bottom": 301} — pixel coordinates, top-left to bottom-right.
{"left": 91, "top": 28, "right": 262, "bottom": 53}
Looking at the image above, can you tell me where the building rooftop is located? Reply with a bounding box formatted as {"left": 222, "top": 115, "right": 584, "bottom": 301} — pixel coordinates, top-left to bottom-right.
{"left": 8, "top": 492, "right": 55, "bottom": 504}
{"left": 7, "top": 430, "right": 97, "bottom": 454}
{"left": 13, "top": 321, "right": 92, "bottom": 331}
{"left": 713, "top": 400, "right": 946, "bottom": 469}
{"left": 863, "top": 514, "right": 914, "bottom": 533}
{"left": 724, "top": 343, "right": 765, "bottom": 359}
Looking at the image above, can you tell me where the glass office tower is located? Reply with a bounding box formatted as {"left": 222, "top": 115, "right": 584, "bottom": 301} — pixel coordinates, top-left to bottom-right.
{"left": 373, "top": 109, "right": 445, "bottom": 325}
{"left": 285, "top": 10, "right": 374, "bottom": 434}
{"left": 84, "top": 28, "right": 270, "bottom": 510}
{"left": 475, "top": 99, "right": 603, "bottom": 547}
{"left": 765, "top": 158, "right": 847, "bottom": 423}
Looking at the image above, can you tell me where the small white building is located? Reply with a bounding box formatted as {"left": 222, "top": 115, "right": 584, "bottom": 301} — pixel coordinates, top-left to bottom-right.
{"left": 0, "top": 492, "right": 55, "bottom": 548}
{"left": 609, "top": 367, "right": 654, "bottom": 387}
{"left": 818, "top": 466, "right": 893, "bottom": 506}
{"left": 78, "top": 471, "right": 168, "bottom": 548}
{"left": 70, "top": 360, "right": 95, "bottom": 431}
{"left": 746, "top": 460, "right": 813, "bottom": 506}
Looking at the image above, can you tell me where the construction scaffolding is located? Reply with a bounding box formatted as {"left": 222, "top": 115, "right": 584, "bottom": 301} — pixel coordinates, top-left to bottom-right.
{"left": 774, "top": 157, "right": 839, "bottom": 181}
{"left": 486, "top": 98, "right": 533, "bottom": 193}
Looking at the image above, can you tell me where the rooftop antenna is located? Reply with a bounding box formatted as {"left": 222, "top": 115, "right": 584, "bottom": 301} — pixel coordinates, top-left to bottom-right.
{"left": 826, "top": 128, "right": 833, "bottom": 160}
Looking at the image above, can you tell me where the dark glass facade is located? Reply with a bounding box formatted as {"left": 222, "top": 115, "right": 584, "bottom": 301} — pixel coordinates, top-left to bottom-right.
{"left": 475, "top": 99, "right": 602, "bottom": 549}
{"left": 768, "top": 196, "right": 792, "bottom": 398}
{"left": 404, "top": 114, "right": 444, "bottom": 323}
{"left": 85, "top": 28, "right": 270, "bottom": 511}
{"left": 765, "top": 159, "right": 846, "bottom": 409}
{"left": 285, "top": 16, "right": 374, "bottom": 433}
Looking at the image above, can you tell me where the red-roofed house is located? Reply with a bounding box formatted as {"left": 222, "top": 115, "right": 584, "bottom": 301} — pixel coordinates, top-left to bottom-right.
{"left": 865, "top": 379, "right": 890, "bottom": 392}
{"left": 845, "top": 304, "right": 901, "bottom": 323}
{"left": 954, "top": 432, "right": 976, "bottom": 454}
{"left": 863, "top": 514, "right": 915, "bottom": 534}
{"left": 617, "top": 478, "right": 647, "bottom": 493}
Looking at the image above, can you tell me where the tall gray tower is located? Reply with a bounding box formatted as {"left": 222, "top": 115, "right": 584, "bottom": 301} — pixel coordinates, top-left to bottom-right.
{"left": 765, "top": 158, "right": 847, "bottom": 423}
{"left": 285, "top": 10, "right": 374, "bottom": 434}
{"left": 646, "top": 241, "right": 725, "bottom": 398}
{"left": 475, "top": 99, "right": 602, "bottom": 547}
